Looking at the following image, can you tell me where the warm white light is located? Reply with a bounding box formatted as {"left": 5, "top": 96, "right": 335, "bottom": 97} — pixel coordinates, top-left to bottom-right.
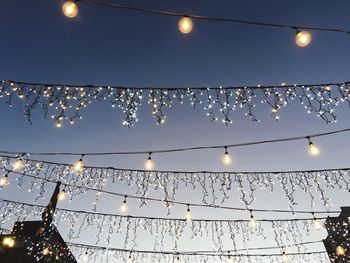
{"left": 81, "top": 252, "right": 89, "bottom": 262}
{"left": 336, "top": 245, "right": 346, "bottom": 256}
{"left": 249, "top": 214, "right": 256, "bottom": 228}
{"left": 313, "top": 219, "right": 323, "bottom": 231}
{"left": 282, "top": 252, "right": 289, "bottom": 263}
{"left": 42, "top": 247, "right": 50, "bottom": 256}
{"left": 222, "top": 147, "right": 233, "bottom": 166}
{"left": 178, "top": 16, "right": 193, "bottom": 34}
{"left": 121, "top": 197, "right": 128, "bottom": 213}
{"left": 308, "top": 142, "right": 320, "bottom": 156}
{"left": 295, "top": 31, "right": 312, "bottom": 47}
{"left": 175, "top": 256, "right": 181, "bottom": 263}
{"left": 144, "top": 153, "right": 154, "bottom": 170}
{"left": 63, "top": 1, "right": 78, "bottom": 18}
{"left": 185, "top": 205, "right": 192, "bottom": 222}
{"left": 12, "top": 159, "right": 23, "bottom": 171}
{"left": 227, "top": 255, "right": 235, "bottom": 263}
{"left": 56, "top": 122, "right": 62, "bottom": 129}
{"left": 0, "top": 174, "right": 9, "bottom": 188}
{"left": 58, "top": 190, "right": 67, "bottom": 201}
{"left": 126, "top": 256, "right": 133, "bottom": 263}
{"left": 73, "top": 157, "right": 84, "bottom": 172}
{"left": 2, "top": 237, "right": 15, "bottom": 248}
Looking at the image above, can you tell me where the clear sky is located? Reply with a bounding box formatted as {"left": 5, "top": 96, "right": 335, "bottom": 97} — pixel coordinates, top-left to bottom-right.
{"left": 0, "top": 0, "right": 350, "bottom": 262}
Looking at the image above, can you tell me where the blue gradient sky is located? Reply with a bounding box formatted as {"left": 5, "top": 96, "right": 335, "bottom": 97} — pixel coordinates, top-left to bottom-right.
{"left": 1, "top": 0, "right": 350, "bottom": 261}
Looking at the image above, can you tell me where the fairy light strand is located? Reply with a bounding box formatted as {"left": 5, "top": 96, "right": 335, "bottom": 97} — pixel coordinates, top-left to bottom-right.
{"left": 1, "top": 80, "right": 350, "bottom": 127}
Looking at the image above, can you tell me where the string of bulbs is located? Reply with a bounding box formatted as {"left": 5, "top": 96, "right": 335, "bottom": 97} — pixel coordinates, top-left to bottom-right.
{"left": 1, "top": 128, "right": 349, "bottom": 170}
{"left": 60, "top": 0, "right": 350, "bottom": 48}
{"left": 1, "top": 168, "right": 342, "bottom": 216}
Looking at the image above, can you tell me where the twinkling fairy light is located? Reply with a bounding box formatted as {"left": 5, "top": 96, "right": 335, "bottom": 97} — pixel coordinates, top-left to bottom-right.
{"left": 0, "top": 154, "right": 348, "bottom": 211}
{"left": 1, "top": 80, "right": 349, "bottom": 127}
{"left": 0, "top": 198, "right": 333, "bottom": 258}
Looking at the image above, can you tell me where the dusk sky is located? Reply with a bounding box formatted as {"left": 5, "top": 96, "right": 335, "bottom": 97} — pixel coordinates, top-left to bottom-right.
{"left": 1, "top": 0, "right": 350, "bottom": 262}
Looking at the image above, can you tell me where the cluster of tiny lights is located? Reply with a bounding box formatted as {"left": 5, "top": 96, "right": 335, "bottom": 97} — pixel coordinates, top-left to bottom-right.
{"left": 60, "top": 1, "right": 317, "bottom": 47}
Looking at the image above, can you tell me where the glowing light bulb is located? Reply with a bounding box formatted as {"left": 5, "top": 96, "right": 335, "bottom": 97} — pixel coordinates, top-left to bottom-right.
{"left": 282, "top": 252, "right": 289, "bottom": 263}
{"left": 308, "top": 140, "right": 320, "bottom": 156}
{"left": 12, "top": 158, "right": 23, "bottom": 171}
{"left": 73, "top": 156, "right": 84, "bottom": 172}
{"left": 227, "top": 255, "right": 234, "bottom": 263}
{"left": 62, "top": 1, "right": 78, "bottom": 18}
{"left": 336, "top": 245, "right": 346, "bottom": 256}
{"left": 42, "top": 247, "right": 50, "bottom": 256}
{"left": 2, "top": 237, "right": 15, "bottom": 248}
{"left": 178, "top": 16, "right": 193, "bottom": 34}
{"left": 121, "top": 196, "right": 128, "bottom": 213}
{"left": 175, "top": 256, "right": 181, "bottom": 263}
{"left": 295, "top": 31, "right": 312, "bottom": 47}
{"left": 81, "top": 252, "right": 89, "bottom": 262}
{"left": 144, "top": 153, "right": 154, "bottom": 170}
{"left": 56, "top": 122, "right": 62, "bottom": 129}
{"left": 126, "top": 256, "right": 133, "bottom": 263}
{"left": 249, "top": 211, "right": 256, "bottom": 228}
{"left": 313, "top": 218, "right": 323, "bottom": 231}
{"left": 185, "top": 205, "right": 192, "bottom": 222}
{"left": 58, "top": 190, "right": 67, "bottom": 201}
{"left": 222, "top": 147, "right": 232, "bottom": 166}
{"left": 0, "top": 174, "right": 9, "bottom": 188}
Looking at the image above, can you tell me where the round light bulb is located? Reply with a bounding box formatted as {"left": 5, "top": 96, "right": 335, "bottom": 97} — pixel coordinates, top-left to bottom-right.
{"left": 282, "top": 252, "right": 289, "bottom": 263}
{"left": 336, "top": 245, "right": 346, "bottom": 256}
{"left": 121, "top": 200, "right": 128, "bottom": 213}
{"left": 144, "top": 155, "right": 154, "bottom": 170}
{"left": 73, "top": 158, "right": 84, "bottom": 172}
{"left": 178, "top": 16, "right": 193, "bottom": 34}
{"left": 42, "top": 247, "right": 50, "bottom": 256}
{"left": 249, "top": 215, "right": 256, "bottom": 228}
{"left": 175, "top": 256, "right": 181, "bottom": 263}
{"left": 63, "top": 1, "right": 78, "bottom": 18}
{"left": 2, "top": 237, "right": 15, "bottom": 248}
{"left": 313, "top": 219, "right": 323, "bottom": 231}
{"left": 81, "top": 252, "right": 89, "bottom": 262}
{"left": 222, "top": 151, "right": 232, "bottom": 166}
{"left": 308, "top": 142, "right": 320, "bottom": 156}
{"left": 227, "top": 255, "right": 234, "bottom": 263}
{"left": 12, "top": 159, "right": 23, "bottom": 171}
{"left": 58, "top": 190, "right": 67, "bottom": 201}
{"left": 126, "top": 256, "right": 133, "bottom": 263}
{"left": 295, "top": 31, "right": 312, "bottom": 47}
{"left": 0, "top": 174, "right": 9, "bottom": 188}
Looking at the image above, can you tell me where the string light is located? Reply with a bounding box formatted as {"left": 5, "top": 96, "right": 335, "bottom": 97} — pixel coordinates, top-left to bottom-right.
{"left": 282, "top": 251, "right": 289, "bottom": 263}
{"left": 81, "top": 252, "right": 89, "bottom": 262}
{"left": 62, "top": 1, "right": 79, "bottom": 18}
{"left": 175, "top": 254, "right": 181, "bottom": 263}
{"left": 222, "top": 146, "right": 232, "bottom": 166}
{"left": 295, "top": 30, "right": 312, "bottom": 47}
{"left": 227, "top": 252, "right": 234, "bottom": 263}
{"left": 185, "top": 204, "right": 192, "bottom": 222}
{"left": 2, "top": 80, "right": 349, "bottom": 127}
{"left": 2, "top": 236, "right": 15, "bottom": 248}
{"left": 73, "top": 155, "right": 84, "bottom": 172}
{"left": 12, "top": 157, "right": 23, "bottom": 171}
{"left": 335, "top": 245, "right": 345, "bottom": 256}
{"left": 249, "top": 210, "right": 257, "bottom": 228}
{"left": 144, "top": 152, "right": 154, "bottom": 170}
{"left": 121, "top": 196, "right": 128, "bottom": 213}
{"left": 312, "top": 212, "right": 323, "bottom": 231}
{"left": 178, "top": 16, "right": 193, "bottom": 34}
{"left": 0, "top": 172, "right": 9, "bottom": 188}
{"left": 307, "top": 137, "right": 320, "bottom": 156}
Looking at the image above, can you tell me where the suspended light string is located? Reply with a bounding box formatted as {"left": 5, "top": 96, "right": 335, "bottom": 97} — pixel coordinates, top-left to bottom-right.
{"left": 0, "top": 198, "right": 330, "bottom": 258}
{"left": 1, "top": 80, "right": 349, "bottom": 127}
{"left": 3, "top": 168, "right": 342, "bottom": 215}
{"left": 62, "top": 1, "right": 350, "bottom": 44}
{"left": 0, "top": 154, "right": 349, "bottom": 212}
{"left": 1, "top": 127, "right": 348, "bottom": 157}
